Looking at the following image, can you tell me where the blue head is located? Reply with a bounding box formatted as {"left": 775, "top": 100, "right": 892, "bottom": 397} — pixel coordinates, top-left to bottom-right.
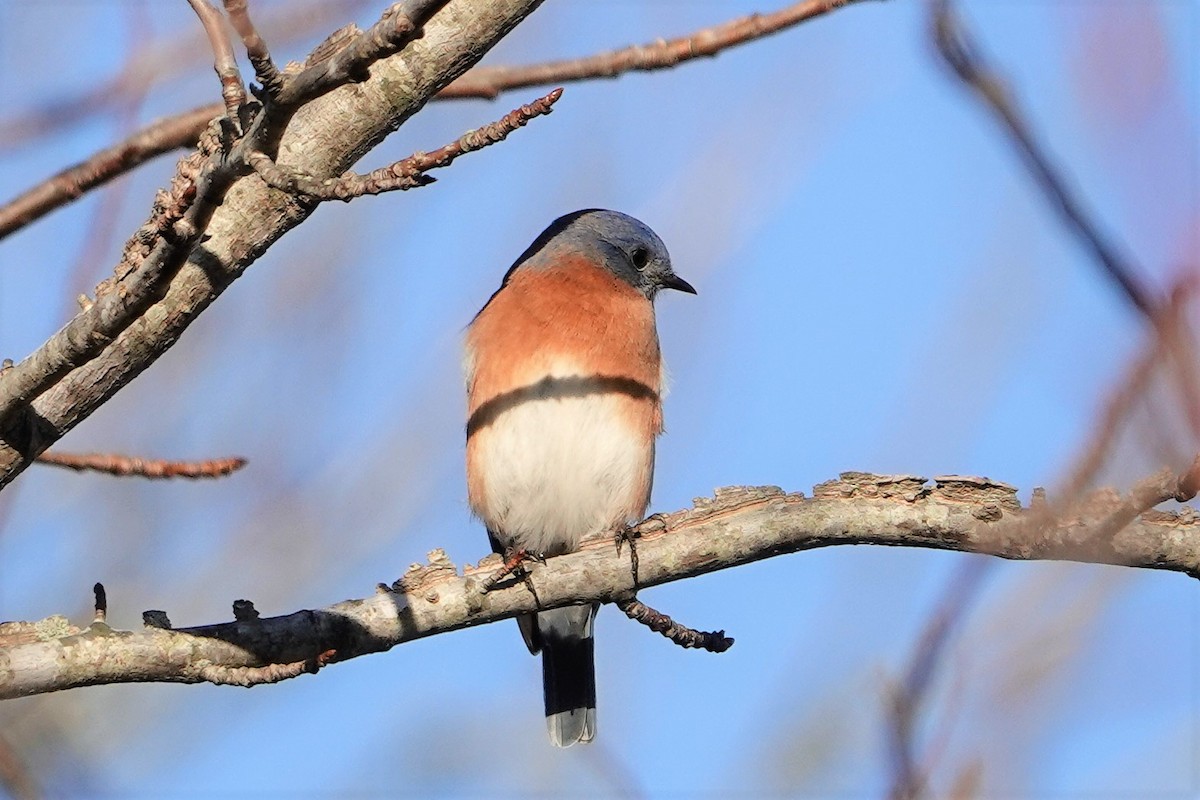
{"left": 507, "top": 209, "right": 696, "bottom": 300}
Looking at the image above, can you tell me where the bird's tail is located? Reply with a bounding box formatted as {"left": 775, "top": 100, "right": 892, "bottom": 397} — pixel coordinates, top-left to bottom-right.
{"left": 537, "top": 604, "right": 597, "bottom": 747}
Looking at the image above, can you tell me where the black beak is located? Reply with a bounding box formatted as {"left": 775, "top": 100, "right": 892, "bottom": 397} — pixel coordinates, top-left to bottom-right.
{"left": 661, "top": 273, "right": 697, "bottom": 295}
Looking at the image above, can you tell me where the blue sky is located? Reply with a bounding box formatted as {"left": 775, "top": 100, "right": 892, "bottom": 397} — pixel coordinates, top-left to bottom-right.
{"left": 1, "top": 1, "right": 1198, "bottom": 796}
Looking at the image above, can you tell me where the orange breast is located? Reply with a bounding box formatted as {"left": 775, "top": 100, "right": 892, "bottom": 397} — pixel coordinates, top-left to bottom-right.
{"left": 464, "top": 257, "right": 663, "bottom": 543}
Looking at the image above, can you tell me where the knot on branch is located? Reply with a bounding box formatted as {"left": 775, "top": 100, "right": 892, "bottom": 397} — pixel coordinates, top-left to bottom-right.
{"left": 392, "top": 548, "right": 458, "bottom": 593}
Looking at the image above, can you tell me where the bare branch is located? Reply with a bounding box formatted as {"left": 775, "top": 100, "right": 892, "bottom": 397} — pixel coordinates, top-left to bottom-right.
{"left": 0, "top": 0, "right": 866, "bottom": 237}
{"left": 0, "top": 122, "right": 235, "bottom": 440}
{"left": 248, "top": 87, "right": 561, "bottom": 200}
{"left": 187, "top": 0, "right": 248, "bottom": 123}
{"left": 0, "top": 0, "right": 376, "bottom": 151}
{"left": 274, "top": 0, "right": 449, "bottom": 109}
{"left": 930, "top": 0, "right": 1158, "bottom": 319}
{"left": 616, "top": 596, "right": 733, "bottom": 653}
{"left": 0, "top": 106, "right": 219, "bottom": 242}
{"left": 35, "top": 450, "right": 246, "bottom": 479}
{"left": 3, "top": 472, "right": 1199, "bottom": 700}
{"left": 222, "top": 0, "right": 284, "bottom": 99}
{"left": 0, "top": 0, "right": 546, "bottom": 489}
{"left": 439, "top": 0, "right": 871, "bottom": 99}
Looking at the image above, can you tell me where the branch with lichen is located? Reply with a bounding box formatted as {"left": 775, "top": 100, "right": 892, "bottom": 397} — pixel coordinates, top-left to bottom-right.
{"left": 3, "top": 468, "right": 1198, "bottom": 700}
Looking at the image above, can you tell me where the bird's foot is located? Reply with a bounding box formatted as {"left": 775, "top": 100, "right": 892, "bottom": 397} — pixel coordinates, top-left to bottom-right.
{"left": 614, "top": 515, "right": 655, "bottom": 588}
{"left": 479, "top": 548, "right": 540, "bottom": 594}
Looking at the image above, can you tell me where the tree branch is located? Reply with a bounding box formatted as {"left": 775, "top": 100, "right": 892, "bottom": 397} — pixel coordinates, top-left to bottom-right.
{"left": 438, "top": 0, "right": 872, "bottom": 99}
{"left": 0, "top": 0, "right": 867, "bottom": 238}
{"left": 0, "top": 113, "right": 222, "bottom": 246}
{"left": 187, "top": 0, "right": 248, "bottom": 124}
{"left": 247, "top": 87, "right": 561, "bottom": 200}
{"left": 0, "top": 0, "right": 547, "bottom": 489}
{"left": 3, "top": 471, "right": 1198, "bottom": 700}
{"left": 34, "top": 450, "right": 246, "bottom": 479}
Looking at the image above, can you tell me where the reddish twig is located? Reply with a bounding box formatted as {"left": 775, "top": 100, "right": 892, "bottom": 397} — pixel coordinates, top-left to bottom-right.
{"left": 1178, "top": 454, "right": 1200, "bottom": 501}
{"left": 249, "top": 87, "right": 562, "bottom": 200}
{"left": 35, "top": 450, "right": 247, "bottom": 479}
{"left": 186, "top": 0, "right": 248, "bottom": 124}
{"left": 615, "top": 596, "right": 733, "bottom": 653}
{"left": 439, "top": 0, "right": 869, "bottom": 99}
{"left": 0, "top": 106, "right": 220, "bottom": 241}
{"left": 1058, "top": 338, "right": 1164, "bottom": 505}
{"left": 1086, "top": 457, "right": 1200, "bottom": 543}
{"left": 1057, "top": 279, "right": 1199, "bottom": 508}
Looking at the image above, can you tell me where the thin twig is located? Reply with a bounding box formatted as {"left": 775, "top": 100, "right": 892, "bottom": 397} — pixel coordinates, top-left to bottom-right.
{"left": 439, "top": 0, "right": 870, "bottom": 99}
{"left": 35, "top": 451, "right": 247, "bottom": 479}
{"left": 930, "top": 0, "right": 1157, "bottom": 319}
{"left": 186, "top": 0, "right": 248, "bottom": 124}
{"left": 615, "top": 596, "right": 734, "bottom": 653}
{"left": 0, "top": 0, "right": 374, "bottom": 151}
{"left": 199, "top": 648, "right": 338, "bottom": 686}
{"left": 1058, "top": 338, "right": 1164, "bottom": 505}
{"left": 0, "top": 106, "right": 220, "bottom": 241}
{"left": 249, "top": 87, "right": 562, "bottom": 200}
{"left": 1056, "top": 278, "right": 1199, "bottom": 509}
{"left": 223, "top": 0, "right": 284, "bottom": 98}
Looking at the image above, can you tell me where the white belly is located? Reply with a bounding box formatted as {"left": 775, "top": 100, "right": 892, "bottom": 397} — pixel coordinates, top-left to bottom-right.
{"left": 474, "top": 383, "right": 652, "bottom": 555}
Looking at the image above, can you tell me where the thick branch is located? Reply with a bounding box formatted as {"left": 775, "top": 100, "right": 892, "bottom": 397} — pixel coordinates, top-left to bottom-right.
{"left": 3, "top": 474, "right": 1198, "bottom": 699}
{"left": 0, "top": 0, "right": 547, "bottom": 488}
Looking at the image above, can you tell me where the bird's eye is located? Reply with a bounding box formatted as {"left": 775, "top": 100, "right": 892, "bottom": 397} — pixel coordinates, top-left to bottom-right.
{"left": 630, "top": 247, "right": 650, "bottom": 271}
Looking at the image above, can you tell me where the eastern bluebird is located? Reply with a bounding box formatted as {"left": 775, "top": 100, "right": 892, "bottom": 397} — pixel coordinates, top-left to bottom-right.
{"left": 464, "top": 209, "right": 695, "bottom": 747}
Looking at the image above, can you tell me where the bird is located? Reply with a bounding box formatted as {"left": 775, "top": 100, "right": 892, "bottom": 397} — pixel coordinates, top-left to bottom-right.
{"left": 463, "top": 209, "right": 695, "bottom": 747}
